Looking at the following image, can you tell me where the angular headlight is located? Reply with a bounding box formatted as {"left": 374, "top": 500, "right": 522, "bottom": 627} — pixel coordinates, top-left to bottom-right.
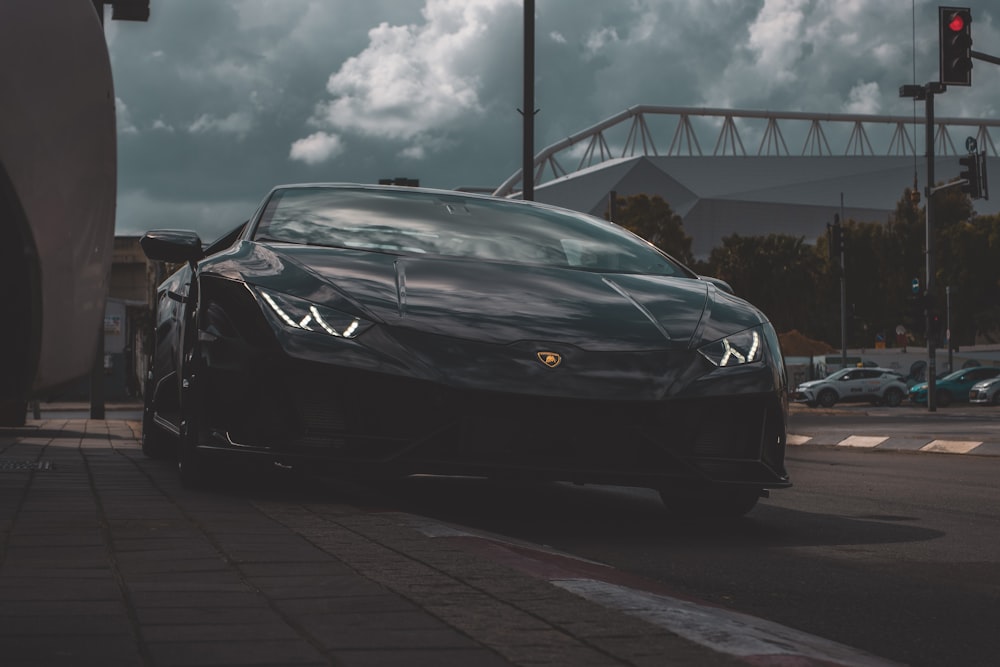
{"left": 699, "top": 326, "right": 763, "bottom": 367}
{"left": 257, "top": 288, "right": 372, "bottom": 339}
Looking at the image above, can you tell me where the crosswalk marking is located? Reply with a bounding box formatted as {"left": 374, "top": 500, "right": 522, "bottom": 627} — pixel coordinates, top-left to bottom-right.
{"left": 920, "top": 440, "right": 982, "bottom": 454}
{"left": 839, "top": 435, "right": 889, "bottom": 448}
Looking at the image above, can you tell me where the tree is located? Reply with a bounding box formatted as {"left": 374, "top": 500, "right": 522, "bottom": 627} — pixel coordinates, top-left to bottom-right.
{"left": 609, "top": 194, "right": 695, "bottom": 266}
{"left": 935, "top": 211, "right": 1000, "bottom": 345}
{"left": 704, "top": 233, "right": 824, "bottom": 336}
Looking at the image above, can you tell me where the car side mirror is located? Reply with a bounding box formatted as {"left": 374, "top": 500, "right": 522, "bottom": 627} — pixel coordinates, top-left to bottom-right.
{"left": 140, "top": 229, "right": 204, "bottom": 265}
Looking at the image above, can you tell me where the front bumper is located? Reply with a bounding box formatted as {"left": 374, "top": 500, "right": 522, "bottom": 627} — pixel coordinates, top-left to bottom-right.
{"left": 199, "top": 356, "right": 790, "bottom": 492}
{"left": 790, "top": 389, "right": 818, "bottom": 404}
{"left": 969, "top": 389, "right": 992, "bottom": 404}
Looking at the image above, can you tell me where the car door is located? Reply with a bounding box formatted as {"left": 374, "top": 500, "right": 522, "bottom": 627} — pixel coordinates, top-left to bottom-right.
{"left": 839, "top": 370, "right": 868, "bottom": 401}
{"left": 855, "top": 369, "right": 884, "bottom": 400}
{"left": 150, "top": 264, "right": 194, "bottom": 423}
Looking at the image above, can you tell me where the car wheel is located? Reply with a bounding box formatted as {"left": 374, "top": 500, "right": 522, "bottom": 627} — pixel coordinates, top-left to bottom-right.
{"left": 659, "top": 487, "right": 761, "bottom": 519}
{"left": 817, "top": 389, "right": 837, "bottom": 408}
{"left": 883, "top": 387, "right": 903, "bottom": 408}
{"left": 937, "top": 390, "right": 953, "bottom": 407}
{"left": 993, "top": 392, "right": 1000, "bottom": 406}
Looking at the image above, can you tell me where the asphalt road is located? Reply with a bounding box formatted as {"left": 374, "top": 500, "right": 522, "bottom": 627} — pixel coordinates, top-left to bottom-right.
{"left": 330, "top": 446, "right": 1000, "bottom": 667}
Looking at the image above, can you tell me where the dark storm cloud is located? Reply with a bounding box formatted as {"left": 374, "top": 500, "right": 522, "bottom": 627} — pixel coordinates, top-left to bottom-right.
{"left": 107, "top": 1, "right": 1000, "bottom": 241}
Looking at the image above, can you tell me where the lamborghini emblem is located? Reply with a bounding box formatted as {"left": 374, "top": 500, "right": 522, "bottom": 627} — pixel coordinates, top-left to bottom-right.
{"left": 537, "top": 351, "right": 562, "bottom": 368}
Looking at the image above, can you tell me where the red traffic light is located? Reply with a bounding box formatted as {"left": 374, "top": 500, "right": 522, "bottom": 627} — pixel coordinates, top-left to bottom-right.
{"left": 939, "top": 7, "right": 973, "bottom": 86}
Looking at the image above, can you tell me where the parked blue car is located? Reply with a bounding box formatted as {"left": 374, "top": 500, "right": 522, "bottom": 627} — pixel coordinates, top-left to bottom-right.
{"left": 908, "top": 366, "right": 1000, "bottom": 407}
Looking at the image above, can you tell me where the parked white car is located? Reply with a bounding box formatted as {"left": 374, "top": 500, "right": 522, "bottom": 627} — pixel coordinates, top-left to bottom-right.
{"left": 969, "top": 377, "right": 1000, "bottom": 405}
{"left": 792, "top": 367, "right": 909, "bottom": 408}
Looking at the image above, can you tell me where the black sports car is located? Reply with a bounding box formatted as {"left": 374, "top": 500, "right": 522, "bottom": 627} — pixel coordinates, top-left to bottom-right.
{"left": 140, "top": 184, "right": 789, "bottom": 515}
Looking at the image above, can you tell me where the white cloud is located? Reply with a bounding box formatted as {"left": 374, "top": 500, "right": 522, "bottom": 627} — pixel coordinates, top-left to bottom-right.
{"left": 746, "top": 0, "right": 808, "bottom": 87}
{"left": 115, "top": 97, "right": 138, "bottom": 135}
{"left": 151, "top": 119, "right": 175, "bottom": 133}
{"left": 584, "top": 27, "right": 620, "bottom": 56}
{"left": 299, "top": 0, "right": 519, "bottom": 154}
{"left": 289, "top": 131, "right": 345, "bottom": 164}
{"left": 188, "top": 111, "right": 253, "bottom": 137}
{"left": 843, "top": 81, "right": 881, "bottom": 115}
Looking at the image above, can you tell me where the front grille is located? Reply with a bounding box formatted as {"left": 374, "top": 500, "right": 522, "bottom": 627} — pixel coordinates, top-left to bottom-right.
{"left": 273, "top": 368, "right": 783, "bottom": 478}
{"left": 210, "top": 359, "right": 789, "bottom": 486}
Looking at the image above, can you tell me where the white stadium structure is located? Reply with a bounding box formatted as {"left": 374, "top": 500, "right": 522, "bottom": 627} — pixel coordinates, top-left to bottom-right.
{"left": 492, "top": 106, "right": 1000, "bottom": 259}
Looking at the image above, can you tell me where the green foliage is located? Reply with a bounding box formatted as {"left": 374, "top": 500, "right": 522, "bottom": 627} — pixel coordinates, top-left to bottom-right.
{"left": 704, "top": 234, "right": 823, "bottom": 335}
{"left": 618, "top": 187, "right": 1000, "bottom": 348}
{"left": 610, "top": 194, "right": 695, "bottom": 266}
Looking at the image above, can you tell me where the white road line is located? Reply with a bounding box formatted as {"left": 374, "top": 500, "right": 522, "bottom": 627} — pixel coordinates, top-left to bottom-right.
{"left": 410, "top": 515, "right": 901, "bottom": 666}
{"left": 839, "top": 435, "right": 889, "bottom": 448}
{"left": 786, "top": 434, "right": 811, "bottom": 445}
{"left": 920, "top": 439, "right": 982, "bottom": 454}
{"left": 553, "top": 578, "right": 901, "bottom": 666}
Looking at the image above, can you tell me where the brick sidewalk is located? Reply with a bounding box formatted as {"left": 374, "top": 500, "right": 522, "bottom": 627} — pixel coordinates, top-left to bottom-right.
{"left": 0, "top": 419, "right": 740, "bottom": 667}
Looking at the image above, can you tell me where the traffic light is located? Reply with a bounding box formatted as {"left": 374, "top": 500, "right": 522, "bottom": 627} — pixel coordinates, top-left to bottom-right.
{"left": 940, "top": 7, "right": 973, "bottom": 86}
{"left": 959, "top": 151, "right": 985, "bottom": 199}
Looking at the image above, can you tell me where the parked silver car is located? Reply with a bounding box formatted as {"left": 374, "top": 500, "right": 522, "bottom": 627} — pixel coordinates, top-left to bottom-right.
{"left": 792, "top": 367, "right": 909, "bottom": 408}
{"left": 969, "top": 377, "right": 1000, "bottom": 405}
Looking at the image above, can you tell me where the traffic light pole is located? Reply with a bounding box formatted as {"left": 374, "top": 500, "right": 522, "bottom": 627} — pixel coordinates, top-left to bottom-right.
{"left": 924, "top": 87, "right": 938, "bottom": 412}
{"left": 972, "top": 50, "right": 1000, "bottom": 66}
{"left": 900, "top": 81, "right": 946, "bottom": 411}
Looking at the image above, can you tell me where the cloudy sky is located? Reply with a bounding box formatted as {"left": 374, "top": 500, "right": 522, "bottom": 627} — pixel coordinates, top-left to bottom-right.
{"left": 104, "top": 0, "right": 1000, "bottom": 240}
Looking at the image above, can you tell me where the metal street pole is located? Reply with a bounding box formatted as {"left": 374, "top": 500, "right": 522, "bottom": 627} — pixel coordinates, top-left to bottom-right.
{"left": 925, "top": 88, "right": 937, "bottom": 412}
{"left": 521, "top": 0, "right": 535, "bottom": 201}
{"left": 839, "top": 195, "right": 847, "bottom": 370}
{"left": 947, "top": 285, "right": 953, "bottom": 372}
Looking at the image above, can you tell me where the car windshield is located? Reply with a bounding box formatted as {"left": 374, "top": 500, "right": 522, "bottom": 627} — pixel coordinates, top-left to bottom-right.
{"left": 251, "top": 186, "right": 688, "bottom": 276}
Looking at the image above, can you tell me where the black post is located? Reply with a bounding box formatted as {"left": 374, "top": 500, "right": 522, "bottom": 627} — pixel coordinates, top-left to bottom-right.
{"left": 522, "top": 0, "right": 535, "bottom": 201}
{"left": 90, "top": 323, "right": 106, "bottom": 420}
{"left": 925, "top": 90, "right": 937, "bottom": 412}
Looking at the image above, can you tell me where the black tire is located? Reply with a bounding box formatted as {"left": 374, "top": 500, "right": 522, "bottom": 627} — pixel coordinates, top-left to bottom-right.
{"left": 883, "top": 387, "right": 903, "bottom": 407}
{"left": 993, "top": 392, "right": 1000, "bottom": 406}
{"left": 817, "top": 389, "right": 838, "bottom": 408}
{"left": 937, "top": 390, "right": 952, "bottom": 407}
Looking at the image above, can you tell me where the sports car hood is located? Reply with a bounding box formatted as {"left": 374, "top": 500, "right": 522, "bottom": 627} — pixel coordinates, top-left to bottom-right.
{"left": 207, "top": 243, "right": 765, "bottom": 351}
